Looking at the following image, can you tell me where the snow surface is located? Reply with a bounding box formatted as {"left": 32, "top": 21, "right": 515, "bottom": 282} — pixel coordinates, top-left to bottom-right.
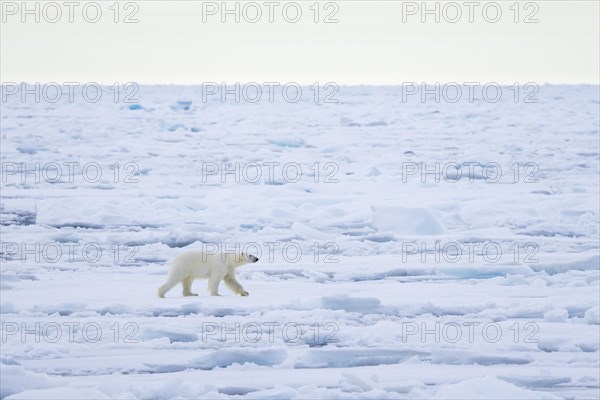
{"left": 1, "top": 85, "right": 599, "bottom": 399}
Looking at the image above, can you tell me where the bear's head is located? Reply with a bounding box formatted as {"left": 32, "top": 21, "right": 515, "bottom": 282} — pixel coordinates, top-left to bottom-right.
{"left": 225, "top": 251, "right": 259, "bottom": 268}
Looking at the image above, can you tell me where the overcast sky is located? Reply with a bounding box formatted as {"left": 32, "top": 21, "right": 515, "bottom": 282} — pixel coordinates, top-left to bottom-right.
{"left": 2, "top": 1, "right": 599, "bottom": 84}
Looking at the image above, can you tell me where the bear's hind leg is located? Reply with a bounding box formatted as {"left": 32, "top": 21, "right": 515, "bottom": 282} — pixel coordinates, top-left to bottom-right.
{"left": 182, "top": 277, "right": 198, "bottom": 296}
{"left": 158, "top": 276, "right": 180, "bottom": 298}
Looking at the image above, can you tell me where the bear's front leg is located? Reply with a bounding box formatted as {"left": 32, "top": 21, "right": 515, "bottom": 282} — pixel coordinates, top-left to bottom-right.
{"left": 224, "top": 271, "right": 249, "bottom": 296}
{"left": 208, "top": 272, "right": 225, "bottom": 296}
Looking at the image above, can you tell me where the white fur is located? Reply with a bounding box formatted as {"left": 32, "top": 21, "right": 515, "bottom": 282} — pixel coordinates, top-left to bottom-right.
{"left": 158, "top": 251, "right": 256, "bottom": 298}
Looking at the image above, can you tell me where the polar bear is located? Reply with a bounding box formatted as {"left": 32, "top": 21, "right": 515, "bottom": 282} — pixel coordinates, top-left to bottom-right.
{"left": 158, "top": 251, "right": 258, "bottom": 298}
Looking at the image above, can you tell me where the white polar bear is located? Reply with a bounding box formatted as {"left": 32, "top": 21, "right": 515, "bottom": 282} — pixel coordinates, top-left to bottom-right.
{"left": 158, "top": 251, "right": 258, "bottom": 298}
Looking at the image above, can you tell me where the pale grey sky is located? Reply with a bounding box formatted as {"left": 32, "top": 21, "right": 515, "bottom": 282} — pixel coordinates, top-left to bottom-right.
{"left": 1, "top": 1, "right": 599, "bottom": 84}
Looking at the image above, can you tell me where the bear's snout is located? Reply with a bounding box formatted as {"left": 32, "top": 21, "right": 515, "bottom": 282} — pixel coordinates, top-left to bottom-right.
{"left": 249, "top": 255, "right": 259, "bottom": 263}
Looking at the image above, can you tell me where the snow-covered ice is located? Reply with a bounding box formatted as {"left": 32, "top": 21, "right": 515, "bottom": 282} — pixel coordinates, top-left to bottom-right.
{"left": 1, "top": 85, "right": 599, "bottom": 399}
